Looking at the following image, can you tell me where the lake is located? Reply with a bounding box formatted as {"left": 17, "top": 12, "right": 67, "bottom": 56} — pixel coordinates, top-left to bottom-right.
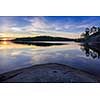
{"left": 0, "top": 41, "right": 100, "bottom": 77}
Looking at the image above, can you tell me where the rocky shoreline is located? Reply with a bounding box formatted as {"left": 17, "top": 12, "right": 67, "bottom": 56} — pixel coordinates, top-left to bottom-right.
{"left": 0, "top": 63, "right": 99, "bottom": 83}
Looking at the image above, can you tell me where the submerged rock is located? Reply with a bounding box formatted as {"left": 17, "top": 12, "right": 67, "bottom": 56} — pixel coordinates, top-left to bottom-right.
{"left": 0, "top": 63, "right": 99, "bottom": 83}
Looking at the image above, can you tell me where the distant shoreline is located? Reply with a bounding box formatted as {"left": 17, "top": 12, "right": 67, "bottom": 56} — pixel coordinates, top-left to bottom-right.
{"left": 10, "top": 35, "right": 75, "bottom": 46}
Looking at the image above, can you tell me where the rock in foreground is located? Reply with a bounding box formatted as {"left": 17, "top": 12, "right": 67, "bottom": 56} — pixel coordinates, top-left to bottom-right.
{"left": 0, "top": 63, "right": 99, "bottom": 83}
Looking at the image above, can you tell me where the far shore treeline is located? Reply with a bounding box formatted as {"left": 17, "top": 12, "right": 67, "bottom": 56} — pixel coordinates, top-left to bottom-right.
{"left": 11, "top": 36, "right": 75, "bottom": 41}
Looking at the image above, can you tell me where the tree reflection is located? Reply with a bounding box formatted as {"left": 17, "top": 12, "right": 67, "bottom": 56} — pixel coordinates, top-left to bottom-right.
{"left": 80, "top": 43, "right": 100, "bottom": 59}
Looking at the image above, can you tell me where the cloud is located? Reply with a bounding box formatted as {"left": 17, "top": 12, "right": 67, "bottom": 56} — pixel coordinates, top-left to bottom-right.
{"left": 0, "top": 16, "right": 86, "bottom": 33}
{"left": 6, "top": 17, "right": 52, "bottom": 33}
{"left": 24, "top": 17, "right": 57, "bottom": 33}
{"left": 0, "top": 16, "right": 100, "bottom": 38}
{"left": 0, "top": 17, "right": 17, "bottom": 33}
{"left": 11, "top": 27, "right": 23, "bottom": 32}
{"left": 23, "top": 17, "right": 75, "bottom": 33}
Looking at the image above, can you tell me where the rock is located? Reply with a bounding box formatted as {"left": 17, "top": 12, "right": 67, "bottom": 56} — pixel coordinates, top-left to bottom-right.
{"left": 0, "top": 63, "right": 99, "bottom": 83}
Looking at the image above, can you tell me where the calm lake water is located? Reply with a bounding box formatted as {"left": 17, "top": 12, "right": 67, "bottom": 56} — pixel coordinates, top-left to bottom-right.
{"left": 0, "top": 41, "right": 100, "bottom": 77}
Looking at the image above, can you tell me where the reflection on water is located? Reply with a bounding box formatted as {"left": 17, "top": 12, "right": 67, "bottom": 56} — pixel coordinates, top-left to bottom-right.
{"left": 80, "top": 43, "right": 100, "bottom": 59}
{"left": 0, "top": 41, "right": 100, "bottom": 77}
{"left": 13, "top": 41, "right": 67, "bottom": 47}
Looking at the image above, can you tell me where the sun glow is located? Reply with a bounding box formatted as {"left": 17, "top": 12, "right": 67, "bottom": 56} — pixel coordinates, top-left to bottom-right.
{"left": 2, "top": 41, "right": 7, "bottom": 45}
{"left": 1, "top": 38, "right": 8, "bottom": 45}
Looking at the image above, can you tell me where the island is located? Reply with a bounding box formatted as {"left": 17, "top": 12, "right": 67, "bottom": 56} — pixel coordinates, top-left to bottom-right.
{"left": 11, "top": 36, "right": 75, "bottom": 46}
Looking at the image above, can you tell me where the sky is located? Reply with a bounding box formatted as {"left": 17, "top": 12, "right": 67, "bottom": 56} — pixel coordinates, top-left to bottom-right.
{"left": 0, "top": 16, "right": 100, "bottom": 39}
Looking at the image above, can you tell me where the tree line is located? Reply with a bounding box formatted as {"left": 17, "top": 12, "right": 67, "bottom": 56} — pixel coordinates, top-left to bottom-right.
{"left": 81, "top": 26, "right": 100, "bottom": 39}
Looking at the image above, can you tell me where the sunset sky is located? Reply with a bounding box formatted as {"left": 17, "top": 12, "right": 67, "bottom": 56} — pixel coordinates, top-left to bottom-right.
{"left": 0, "top": 16, "right": 100, "bottom": 39}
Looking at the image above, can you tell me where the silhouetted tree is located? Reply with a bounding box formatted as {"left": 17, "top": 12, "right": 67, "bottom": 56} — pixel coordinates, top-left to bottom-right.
{"left": 85, "top": 28, "right": 90, "bottom": 39}
{"left": 90, "top": 26, "right": 97, "bottom": 33}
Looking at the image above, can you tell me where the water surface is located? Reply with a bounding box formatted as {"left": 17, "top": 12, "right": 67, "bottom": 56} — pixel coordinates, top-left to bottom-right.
{"left": 0, "top": 41, "right": 100, "bottom": 77}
